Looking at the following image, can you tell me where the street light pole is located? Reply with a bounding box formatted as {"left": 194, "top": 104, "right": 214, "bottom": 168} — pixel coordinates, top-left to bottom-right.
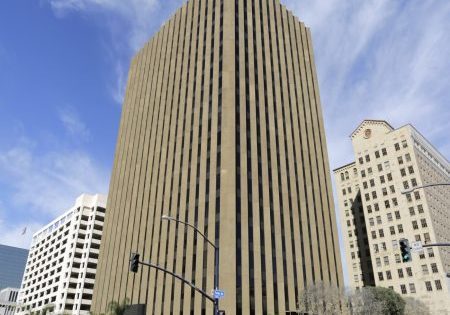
{"left": 162, "top": 215, "right": 220, "bottom": 315}
{"left": 401, "top": 183, "right": 450, "bottom": 194}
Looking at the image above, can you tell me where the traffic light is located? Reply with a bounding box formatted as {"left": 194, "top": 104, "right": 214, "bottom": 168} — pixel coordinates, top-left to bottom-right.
{"left": 399, "top": 239, "right": 412, "bottom": 262}
{"left": 130, "top": 253, "right": 140, "bottom": 273}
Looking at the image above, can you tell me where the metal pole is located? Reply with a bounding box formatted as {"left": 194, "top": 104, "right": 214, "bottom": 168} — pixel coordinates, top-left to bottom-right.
{"left": 162, "top": 215, "right": 220, "bottom": 315}
{"left": 214, "top": 246, "right": 219, "bottom": 315}
{"left": 422, "top": 243, "right": 450, "bottom": 248}
{"left": 401, "top": 183, "right": 450, "bottom": 194}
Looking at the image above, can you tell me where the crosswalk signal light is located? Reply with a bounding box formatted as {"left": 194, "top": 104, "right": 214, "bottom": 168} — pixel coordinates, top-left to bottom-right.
{"left": 399, "top": 239, "right": 412, "bottom": 262}
{"left": 130, "top": 253, "right": 140, "bottom": 273}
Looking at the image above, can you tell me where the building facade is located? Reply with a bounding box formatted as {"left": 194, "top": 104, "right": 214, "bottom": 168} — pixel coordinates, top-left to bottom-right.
{"left": 16, "top": 194, "right": 107, "bottom": 315}
{"left": 335, "top": 120, "right": 450, "bottom": 314}
{"left": 0, "top": 244, "right": 28, "bottom": 290}
{"left": 92, "top": 0, "right": 343, "bottom": 314}
{"left": 0, "top": 288, "right": 19, "bottom": 315}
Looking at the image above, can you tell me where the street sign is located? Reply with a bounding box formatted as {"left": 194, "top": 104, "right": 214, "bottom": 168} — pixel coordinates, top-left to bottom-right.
{"left": 214, "top": 290, "right": 225, "bottom": 299}
{"left": 411, "top": 241, "right": 423, "bottom": 252}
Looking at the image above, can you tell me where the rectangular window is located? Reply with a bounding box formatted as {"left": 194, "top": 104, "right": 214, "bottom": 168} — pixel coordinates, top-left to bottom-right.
{"left": 387, "top": 173, "right": 393, "bottom": 181}
{"left": 394, "top": 211, "right": 400, "bottom": 219}
{"left": 390, "top": 226, "right": 395, "bottom": 235}
{"left": 392, "top": 198, "right": 398, "bottom": 207}
{"left": 390, "top": 185, "right": 395, "bottom": 193}
{"left": 397, "top": 224, "right": 404, "bottom": 233}
{"left": 378, "top": 272, "right": 384, "bottom": 281}
{"left": 380, "top": 175, "right": 385, "bottom": 184}
{"left": 372, "top": 191, "right": 377, "bottom": 199}
{"left": 412, "top": 221, "right": 418, "bottom": 230}
{"left": 421, "top": 264, "right": 429, "bottom": 275}
{"left": 382, "top": 148, "right": 387, "bottom": 156}
{"left": 378, "top": 164, "right": 383, "bottom": 171}
{"left": 370, "top": 179, "right": 375, "bottom": 187}
{"left": 387, "top": 213, "right": 393, "bottom": 221}
{"left": 406, "top": 267, "right": 412, "bottom": 277}
{"left": 398, "top": 268, "right": 404, "bottom": 278}
{"left": 414, "top": 191, "right": 421, "bottom": 200}
{"left": 365, "top": 154, "right": 370, "bottom": 162}
{"left": 435, "top": 280, "right": 442, "bottom": 290}
{"left": 425, "top": 281, "right": 432, "bottom": 292}
{"left": 431, "top": 263, "right": 438, "bottom": 273}
{"left": 427, "top": 248, "right": 434, "bottom": 258}
{"left": 408, "top": 166, "right": 414, "bottom": 174}
{"left": 382, "top": 187, "right": 388, "bottom": 196}
{"left": 400, "top": 285, "right": 407, "bottom": 294}
{"left": 421, "top": 219, "right": 427, "bottom": 228}
{"left": 386, "top": 271, "right": 392, "bottom": 280}
{"left": 417, "top": 205, "right": 424, "bottom": 213}
{"left": 375, "top": 150, "right": 380, "bottom": 158}
{"left": 409, "top": 283, "right": 416, "bottom": 293}
{"left": 395, "top": 143, "right": 400, "bottom": 151}
{"left": 397, "top": 156, "right": 403, "bottom": 164}
{"left": 385, "top": 200, "right": 390, "bottom": 208}
{"left": 411, "top": 178, "right": 417, "bottom": 187}
{"left": 384, "top": 256, "right": 389, "bottom": 265}
{"left": 361, "top": 170, "right": 366, "bottom": 178}
{"left": 402, "top": 140, "right": 408, "bottom": 148}
{"left": 405, "top": 153, "right": 411, "bottom": 162}
{"left": 359, "top": 157, "right": 364, "bottom": 164}
{"left": 376, "top": 257, "right": 381, "bottom": 267}
{"left": 377, "top": 216, "right": 382, "bottom": 224}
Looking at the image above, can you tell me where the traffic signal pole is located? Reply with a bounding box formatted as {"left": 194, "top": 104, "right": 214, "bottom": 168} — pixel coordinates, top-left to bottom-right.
{"left": 132, "top": 257, "right": 215, "bottom": 303}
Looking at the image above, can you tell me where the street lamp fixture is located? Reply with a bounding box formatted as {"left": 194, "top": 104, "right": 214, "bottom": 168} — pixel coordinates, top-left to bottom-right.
{"left": 401, "top": 183, "right": 450, "bottom": 195}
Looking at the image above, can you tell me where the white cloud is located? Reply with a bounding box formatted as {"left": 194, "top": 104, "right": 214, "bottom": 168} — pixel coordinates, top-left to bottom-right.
{"left": 0, "top": 216, "right": 42, "bottom": 249}
{"left": 0, "top": 141, "right": 109, "bottom": 218}
{"left": 46, "top": 0, "right": 180, "bottom": 103}
{"left": 58, "top": 106, "right": 90, "bottom": 139}
{"left": 281, "top": 0, "right": 450, "bottom": 166}
{"left": 282, "top": 0, "right": 450, "bottom": 285}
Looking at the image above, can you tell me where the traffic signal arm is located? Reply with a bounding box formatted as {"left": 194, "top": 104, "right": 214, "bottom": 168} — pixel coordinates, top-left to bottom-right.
{"left": 137, "top": 260, "right": 215, "bottom": 303}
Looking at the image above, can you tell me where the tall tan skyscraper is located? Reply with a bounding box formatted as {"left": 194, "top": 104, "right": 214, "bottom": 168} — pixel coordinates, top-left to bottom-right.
{"left": 92, "top": 0, "right": 343, "bottom": 314}
{"left": 334, "top": 120, "right": 450, "bottom": 314}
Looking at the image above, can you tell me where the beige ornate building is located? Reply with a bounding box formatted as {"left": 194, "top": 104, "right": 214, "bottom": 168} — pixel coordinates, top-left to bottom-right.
{"left": 91, "top": 0, "right": 343, "bottom": 314}
{"left": 334, "top": 120, "right": 450, "bottom": 314}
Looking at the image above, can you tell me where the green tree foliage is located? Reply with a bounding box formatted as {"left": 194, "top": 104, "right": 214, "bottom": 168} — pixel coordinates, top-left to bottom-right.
{"left": 105, "top": 298, "right": 130, "bottom": 315}
{"left": 362, "top": 287, "right": 405, "bottom": 315}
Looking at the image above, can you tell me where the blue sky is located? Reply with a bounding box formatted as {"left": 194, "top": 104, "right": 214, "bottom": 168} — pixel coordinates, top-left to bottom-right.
{"left": 0, "top": 0, "right": 449, "bottom": 285}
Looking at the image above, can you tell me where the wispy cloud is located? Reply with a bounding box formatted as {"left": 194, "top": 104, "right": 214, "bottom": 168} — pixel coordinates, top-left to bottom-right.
{"left": 0, "top": 140, "right": 109, "bottom": 218}
{"left": 282, "top": 0, "right": 450, "bottom": 166}
{"left": 46, "top": 0, "right": 183, "bottom": 103}
{"left": 58, "top": 106, "right": 90, "bottom": 139}
{"left": 0, "top": 213, "right": 42, "bottom": 249}
{"left": 282, "top": 0, "right": 450, "bottom": 284}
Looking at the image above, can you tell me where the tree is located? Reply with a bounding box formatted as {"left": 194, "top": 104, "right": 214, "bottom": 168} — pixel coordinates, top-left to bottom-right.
{"left": 360, "top": 287, "right": 405, "bottom": 315}
{"left": 404, "top": 297, "right": 430, "bottom": 315}
{"left": 297, "top": 281, "right": 350, "bottom": 314}
{"left": 106, "top": 298, "right": 130, "bottom": 315}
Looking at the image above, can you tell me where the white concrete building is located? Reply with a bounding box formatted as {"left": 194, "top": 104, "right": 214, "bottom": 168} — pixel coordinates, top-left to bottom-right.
{"left": 16, "top": 194, "right": 107, "bottom": 315}
{"left": 334, "top": 120, "right": 450, "bottom": 314}
{"left": 0, "top": 288, "right": 18, "bottom": 315}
